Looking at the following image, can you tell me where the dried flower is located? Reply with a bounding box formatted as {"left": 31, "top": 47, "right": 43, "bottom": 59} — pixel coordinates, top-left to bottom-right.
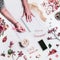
{"left": 16, "top": 51, "right": 23, "bottom": 60}
{"left": 48, "top": 30, "right": 53, "bottom": 33}
{"left": 0, "top": 18, "right": 9, "bottom": 36}
{"left": 48, "top": 27, "right": 58, "bottom": 33}
{"left": 18, "top": 51, "right": 23, "bottom": 57}
{"left": 57, "top": 33, "right": 60, "bottom": 36}
{"left": 1, "top": 53, "right": 5, "bottom": 57}
{"left": 23, "top": 55, "right": 27, "bottom": 60}
{"left": 9, "top": 41, "right": 14, "bottom": 48}
{"left": 47, "top": 37, "right": 52, "bottom": 40}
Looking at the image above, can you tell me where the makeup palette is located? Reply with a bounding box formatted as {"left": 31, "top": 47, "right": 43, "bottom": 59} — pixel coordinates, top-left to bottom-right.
{"left": 19, "top": 39, "right": 29, "bottom": 48}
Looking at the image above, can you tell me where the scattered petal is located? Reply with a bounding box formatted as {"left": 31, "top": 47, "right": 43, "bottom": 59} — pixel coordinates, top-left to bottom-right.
{"left": 57, "top": 33, "right": 60, "bottom": 36}
{"left": 56, "top": 44, "right": 59, "bottom": 47}
{"left": 48, "top": 49, "right": 57, "bottom": 56}
{"left": 49, "top": 58, "right": 52, "bottom": 60}
{"left": 8, "top": 49, "right": 13, "bottom": 55}
{"left": 1, "top": 53, "right": 5, "bottom": 57}
{"left": 55, "top": 54, "right": 59, "bottom": 58}
{"left": 47, "top": 37, "right": 52, "bottom": 40}
{"left": 2, "top": 36, "right": 7, "bottom": 43}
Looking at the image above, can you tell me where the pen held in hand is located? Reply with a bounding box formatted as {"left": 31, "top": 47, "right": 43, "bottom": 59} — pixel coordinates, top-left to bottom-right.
{"left": 20, "top": 18, "right": 31, "bottom": 32}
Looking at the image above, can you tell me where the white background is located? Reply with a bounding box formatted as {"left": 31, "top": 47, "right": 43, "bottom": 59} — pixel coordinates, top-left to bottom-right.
{"left": 0, "top": 0, "right": 60, "bottom": 60}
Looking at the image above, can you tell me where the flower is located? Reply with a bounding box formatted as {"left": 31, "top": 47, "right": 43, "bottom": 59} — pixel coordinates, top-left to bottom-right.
{"left": 17, "top": 51, "right": 23, "bottom": 57}
{"left": 47, "top": 37, "right": 52, "bottom": 40}
{"left": 9, "top": 41, "right": 14, "bottom": 48}
{"left": 48, "top": 49, "right": 57, "bottom": 56}
{"left": 48, "top": 30, "right": 52, "bottom": 33}
{"left": 48, "top": 27, "right": 58, "bottom": 33}
{"left": 57, "top": 33, "right": 60, "bottom": 36}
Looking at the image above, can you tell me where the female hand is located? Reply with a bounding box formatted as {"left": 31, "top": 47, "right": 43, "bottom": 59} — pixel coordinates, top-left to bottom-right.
{"left": 22, "top": 8, "right": 34, "bottom": 22}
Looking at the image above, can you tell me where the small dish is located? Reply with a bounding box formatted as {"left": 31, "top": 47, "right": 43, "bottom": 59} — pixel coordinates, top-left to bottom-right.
{"left": 19, "top": 39, "right": 29, "bottom": 48}
{"left": 55, "top": 11, "right": 60, "bottom": 20}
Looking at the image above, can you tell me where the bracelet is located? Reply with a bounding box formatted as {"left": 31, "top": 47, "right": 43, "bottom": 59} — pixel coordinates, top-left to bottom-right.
{"left": 14, "top": 22, "right": 19, "bottom": 25}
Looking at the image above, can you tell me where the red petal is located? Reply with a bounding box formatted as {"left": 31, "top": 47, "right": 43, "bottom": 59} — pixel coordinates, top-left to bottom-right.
{"left": 48, "top": 49, "right": 57, "bottom": 56}
{"left": 2, "top": 36, "right": 7, "bottom": 43}
{"left": 55, "top": 54, "right": 59, "bottom": 58}
{"left": 49, "top": 58, "right": 52, "bottom": 60}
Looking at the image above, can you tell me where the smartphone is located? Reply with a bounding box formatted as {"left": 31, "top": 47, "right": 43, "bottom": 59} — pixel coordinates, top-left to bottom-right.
{"left": 38, "top": 40, "right": 47, "bottom": 51}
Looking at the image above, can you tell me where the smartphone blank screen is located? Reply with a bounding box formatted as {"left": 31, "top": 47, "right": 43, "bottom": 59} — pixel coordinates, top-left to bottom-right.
{"left": 38, "top": 40, "right": 47, "bottom": 50}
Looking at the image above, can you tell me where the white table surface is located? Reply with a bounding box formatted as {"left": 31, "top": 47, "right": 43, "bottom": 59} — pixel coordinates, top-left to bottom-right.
{"left": 0, "top": 0, "right": 60, "bottom": 60}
